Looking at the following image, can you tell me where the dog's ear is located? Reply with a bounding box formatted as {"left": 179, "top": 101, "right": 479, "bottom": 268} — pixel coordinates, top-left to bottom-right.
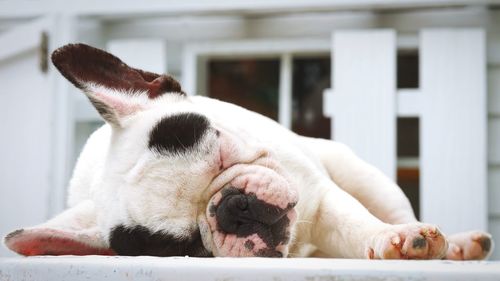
{"left": 51, "top": 43, "right": 184, "bottom": 127}
{"left": 4, "top": 201, "right": 114, "bottom": 256}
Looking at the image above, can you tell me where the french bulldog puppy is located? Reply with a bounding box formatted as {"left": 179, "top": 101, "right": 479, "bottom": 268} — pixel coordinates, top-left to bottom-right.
{"left": 4, "top": 44, "right": 493, "bottom": 260}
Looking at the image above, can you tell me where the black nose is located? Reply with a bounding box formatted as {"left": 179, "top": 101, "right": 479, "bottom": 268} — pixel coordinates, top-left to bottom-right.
{"left": 214, "top": 187, "right": 292, "bottom": 249}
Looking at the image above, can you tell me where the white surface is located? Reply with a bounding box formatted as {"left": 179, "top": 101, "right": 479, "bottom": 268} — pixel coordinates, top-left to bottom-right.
{"left": 420, "top": 29, "right": 487, "bottom": 234}
{"left": 326, "top": 30, "right": 396, "bottom": 180}
{"left": 0, "top": 256, "right": 499, "bottom": 281}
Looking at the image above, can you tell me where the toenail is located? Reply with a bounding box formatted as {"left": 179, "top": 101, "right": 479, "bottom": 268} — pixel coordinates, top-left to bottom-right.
{"left": 391, "top": 236, "right": 401, "bottom": 246}
{"left": 423, "top": 228, "right": 437, "bottom": 237}
{"left": 367, "top": 248, "right": 375, "bottom": 259}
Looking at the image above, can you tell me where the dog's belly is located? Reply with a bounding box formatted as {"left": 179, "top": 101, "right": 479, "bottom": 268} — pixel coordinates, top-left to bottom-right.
{"left": 67, "top": 125, "right": 111, "bottom": 207}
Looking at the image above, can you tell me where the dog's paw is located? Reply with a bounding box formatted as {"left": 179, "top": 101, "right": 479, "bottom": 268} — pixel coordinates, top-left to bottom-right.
{"left": 445, "top": 231, "right": 493, "bottom": 260}
{"left": 367, "top": 223, "right": 448, "bottom": 259}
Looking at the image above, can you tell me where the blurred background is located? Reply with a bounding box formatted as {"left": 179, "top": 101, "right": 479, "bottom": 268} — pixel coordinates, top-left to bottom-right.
{"left": 0, "top": 0, "right": 498, "bottom": 259}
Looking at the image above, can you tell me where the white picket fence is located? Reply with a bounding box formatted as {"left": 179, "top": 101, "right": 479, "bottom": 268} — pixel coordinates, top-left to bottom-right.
{"left": 324, "top": 29, "right": 487, "bottom": 234}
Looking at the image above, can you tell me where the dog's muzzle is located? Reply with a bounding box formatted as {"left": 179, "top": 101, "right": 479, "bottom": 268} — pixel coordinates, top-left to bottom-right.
{"left": 205, "top": 164, "right": 298, "bottom": 257}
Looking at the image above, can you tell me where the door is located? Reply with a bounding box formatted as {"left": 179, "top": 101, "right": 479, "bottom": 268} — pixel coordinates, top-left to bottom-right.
{"left": 0, "top": 16, "right": 56, "bottom": 256}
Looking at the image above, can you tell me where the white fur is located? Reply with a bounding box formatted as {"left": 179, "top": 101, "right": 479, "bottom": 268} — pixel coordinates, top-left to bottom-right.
{"left": 60, "top": 94, "right": 416, "bottom": 257}
{"left": 6, "top": 44, "right": 491, "bottom": 259}
{"left": 7, "top": 92, "right": 488, "bottom": 259}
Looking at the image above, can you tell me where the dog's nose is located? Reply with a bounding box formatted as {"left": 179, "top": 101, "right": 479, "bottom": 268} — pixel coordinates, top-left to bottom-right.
{"left": 214, "top": 187, "right": 292, "bottom": 249}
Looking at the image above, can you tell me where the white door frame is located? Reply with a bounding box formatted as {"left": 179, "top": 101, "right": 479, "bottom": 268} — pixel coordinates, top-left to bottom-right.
{"left": 0, "top": 15, "right": 79, "bottom": 217}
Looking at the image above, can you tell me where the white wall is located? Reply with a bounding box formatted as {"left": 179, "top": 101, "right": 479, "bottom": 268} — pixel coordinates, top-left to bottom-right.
{"left": 0, "top": 50, "right": 52, "bottom": 257}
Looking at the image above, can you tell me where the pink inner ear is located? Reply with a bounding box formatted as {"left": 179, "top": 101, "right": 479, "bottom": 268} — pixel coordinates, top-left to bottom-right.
{"left": 5, "top": 229, "right": 115, "bottom": 256}
{"left": 93, "top": 91, "right": 143, "bottom": 118}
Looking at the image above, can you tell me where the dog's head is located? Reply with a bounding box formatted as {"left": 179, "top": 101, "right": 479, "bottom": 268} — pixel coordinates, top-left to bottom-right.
{"left": 4, "top": 44, "right": 298, "bottom": 257}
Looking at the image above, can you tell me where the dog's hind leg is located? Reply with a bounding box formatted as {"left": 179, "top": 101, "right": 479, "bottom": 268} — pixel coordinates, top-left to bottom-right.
{"left": 308, "top": 180, "right": 447, "bottom": 259}
{"left": 302, "top": 136, "right": 494, "bottom": 260}
{"left": 300, "top": 136, "right": 417, "bottom": 224}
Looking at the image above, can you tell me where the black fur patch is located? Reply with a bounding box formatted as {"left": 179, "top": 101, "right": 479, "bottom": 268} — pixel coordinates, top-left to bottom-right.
{"left": 109, "top": 225, "right": 212, "bottom": 257}
{"left": 214, "top": 187, "right": 292, "bottom": 250}
{"left": 51, "top": 43, "right": 185, "bottom": 98}
{"left": 148, "top": 113, "right": 210, "bottom": 155}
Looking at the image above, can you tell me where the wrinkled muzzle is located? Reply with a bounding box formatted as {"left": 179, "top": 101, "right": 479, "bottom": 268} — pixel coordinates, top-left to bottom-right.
{"left": 205, "top": 164, "right": 298, "bottom": 257}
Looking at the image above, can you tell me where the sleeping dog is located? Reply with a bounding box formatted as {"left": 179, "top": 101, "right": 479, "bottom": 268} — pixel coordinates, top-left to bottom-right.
{"left": 4, "top": 44, "right": 493, "bottom": 260}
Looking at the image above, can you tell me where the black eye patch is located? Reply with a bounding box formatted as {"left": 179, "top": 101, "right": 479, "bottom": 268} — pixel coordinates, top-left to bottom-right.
{"left": 109, "top": 225, "right": 212, "bottom": 257}
{"left": 148, "top": 113, "right": 210, "bottom": 155}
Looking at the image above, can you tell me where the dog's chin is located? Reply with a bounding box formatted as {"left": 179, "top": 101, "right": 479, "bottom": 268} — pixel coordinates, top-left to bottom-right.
{"left": 204, "top": 164, "right": 298, "bottom": 257}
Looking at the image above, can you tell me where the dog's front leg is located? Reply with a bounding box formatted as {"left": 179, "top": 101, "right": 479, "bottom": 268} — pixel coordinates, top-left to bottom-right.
{"left": 310, "top": 181, "right": 448, "bottom": 259}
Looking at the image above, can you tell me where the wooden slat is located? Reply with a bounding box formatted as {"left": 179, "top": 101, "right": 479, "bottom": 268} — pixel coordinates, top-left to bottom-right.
{"left": 0, "top": 0, "right": 497, "bottom": 18}
{"left": 420, "top": 29, "right": 487, "bottom": 234}
{"left": 489, "top": 167, "right": 500, "bottom": 216}
{"left": 326, "top": 30, "right": 396, "bottom": 179}
{"left": 181, "top": 48, "right": 198, "bottom": 96}
{"left": 488, "top": 66, "right": 500, "bottom": 116}
{"left": 488, "top": 218, "right": 500, "bottom": 260}
{"left": 185, "top": 38, "right": 331, "bottom": 57}
{"left": 397, "top": 89, "right": 421, "bottom": 117}
{"left": 488, "top": 30, "right": 500, "bottom": 66}
{"left": 278, "top": 54, "right": 292, "bottom": 129}
{"left": 489, "top": 118, "right": 500, "bottom": 165}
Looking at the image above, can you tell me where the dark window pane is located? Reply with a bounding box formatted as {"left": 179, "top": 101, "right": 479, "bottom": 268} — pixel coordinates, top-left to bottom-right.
{"left": 208, "top": 59, "right": 279, "bottom": 121}
{"left": 397, "top": 117, "right": 420, "bottom": 219}
{"left": 292, "top": 57, "right": 331, "bottom": 139}
{"left": 397, "top": 167, "right": 420, "bottom": 220}
{"left": 397, "top": 117, "right": 419, "bottom": 157}
{"left": 397, "top": 51, "right": 419, "bottom": 89}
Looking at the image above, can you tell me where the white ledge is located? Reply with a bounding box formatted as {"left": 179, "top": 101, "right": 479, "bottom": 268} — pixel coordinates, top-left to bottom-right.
{"left": 0, "top": 256, "right": 499, "bottom": 281}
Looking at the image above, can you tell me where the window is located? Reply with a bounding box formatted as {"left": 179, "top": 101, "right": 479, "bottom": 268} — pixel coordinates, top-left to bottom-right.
{"left": 205, "top": 50, "right": 421, "bottom": 219}
{"left": 208, "top": 59, "right": 280, "bottom": 121}
{"left": 292, "top": 56, "right": 331, "bottom": 139}
{"left": 397, "top": 117, "right": 420, "bottom": 219}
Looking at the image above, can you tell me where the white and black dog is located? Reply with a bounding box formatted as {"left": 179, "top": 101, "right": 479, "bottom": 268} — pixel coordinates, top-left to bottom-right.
{"left": 3, "top": 44, "right": 494, "bottom": 260}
